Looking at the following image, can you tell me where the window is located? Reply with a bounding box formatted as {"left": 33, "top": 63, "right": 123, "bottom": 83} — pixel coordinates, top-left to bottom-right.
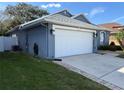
{"left": 100, "top": 32, "right": 105, "bottom": 45}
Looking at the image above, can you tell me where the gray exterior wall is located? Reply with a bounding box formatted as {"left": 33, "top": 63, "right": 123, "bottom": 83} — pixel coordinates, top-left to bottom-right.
{"left": 97, "top": 30, "right": 110, "bottom": 47}
{"left": 47, "top": 24, "right": 55, "bottom": 58}
{"left": 13, "top": 23, "right": 106, "bottom": 59}
{"left": 15, "top": 31, "right": 27, "bottom": 51}
{"left": 13, "top": 24, "right": 54, "bottom": 59}
{"left": 27, "top": 25, "right": 48, "bottom": 58}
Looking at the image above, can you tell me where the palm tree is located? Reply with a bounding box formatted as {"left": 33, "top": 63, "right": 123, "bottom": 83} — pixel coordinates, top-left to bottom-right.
{"left": 116, "top": 29, "right": 124, "bottom": 52}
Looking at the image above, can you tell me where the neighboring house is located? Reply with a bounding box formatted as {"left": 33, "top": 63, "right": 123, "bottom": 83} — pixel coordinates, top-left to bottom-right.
{"left": 98, "top": 23, "right": 122, "bottom": 45}
{"left": 8, "top": 10, "right": 110, "bottom": 59}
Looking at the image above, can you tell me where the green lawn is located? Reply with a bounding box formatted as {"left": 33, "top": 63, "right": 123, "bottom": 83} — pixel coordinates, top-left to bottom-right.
{"left": 0, "top": 52, "right": 109, "bottom": 90}
{"left": 117, "top": 53, "right": 124, "bottom": 58}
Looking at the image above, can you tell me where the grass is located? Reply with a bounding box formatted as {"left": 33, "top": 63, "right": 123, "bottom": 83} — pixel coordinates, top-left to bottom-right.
{"left": 117, "top": 52, "right": 124, "bottom": 58}
{"left": 0, "top": 52, "right": 109, "bottom": 90}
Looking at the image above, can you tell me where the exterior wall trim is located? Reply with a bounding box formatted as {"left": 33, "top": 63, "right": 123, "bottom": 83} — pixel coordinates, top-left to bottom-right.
{"left": 47, "top": 23, "right": 55, "bottom": 58}
{"left": 53, "top": 25, "right": 96, "bottom": 33}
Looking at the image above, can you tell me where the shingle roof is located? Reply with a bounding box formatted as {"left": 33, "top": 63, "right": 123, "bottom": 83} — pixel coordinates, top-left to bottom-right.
{"left": 71, "top": 13, "right": 91, "bottom": 24}
{"left": 10, "top": 10, "right": 112, "bottom": 32}
{"left": 44, "top": 13, "right": 109, "bottom": 31}
{"left": 6, "top": 25, "right": 20, "bottom": 34}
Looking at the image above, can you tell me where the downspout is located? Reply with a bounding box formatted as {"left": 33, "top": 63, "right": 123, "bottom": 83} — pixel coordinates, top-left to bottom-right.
{"left": 46, "top": 24, "right": 49, "bottom": 58}
{"left": 25, "top": 31, "right": 29, "bottom": 52}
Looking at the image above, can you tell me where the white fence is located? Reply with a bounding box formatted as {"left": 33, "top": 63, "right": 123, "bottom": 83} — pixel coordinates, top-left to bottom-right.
{"left": 0, "top": 36, "right": 18, "bottom": 52}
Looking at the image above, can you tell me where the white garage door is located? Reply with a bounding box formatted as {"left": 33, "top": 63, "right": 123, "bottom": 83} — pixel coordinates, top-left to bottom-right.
{"left": 55, "top": 29, "right": 93, "bottom": 58}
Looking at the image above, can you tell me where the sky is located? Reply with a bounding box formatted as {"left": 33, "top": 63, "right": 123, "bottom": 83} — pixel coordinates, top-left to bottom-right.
{"left": 0, "top": 2, "right": 124, "bottom": 25}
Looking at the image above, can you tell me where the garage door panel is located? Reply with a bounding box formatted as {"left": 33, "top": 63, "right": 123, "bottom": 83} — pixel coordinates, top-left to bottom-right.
{"left": 55, "top": 29, "right": 93, "bottom": 58}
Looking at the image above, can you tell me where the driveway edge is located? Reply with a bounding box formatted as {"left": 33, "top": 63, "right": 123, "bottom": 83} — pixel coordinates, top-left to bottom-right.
{"left": 53, "top": 61, "right": 123, "bottom": 90}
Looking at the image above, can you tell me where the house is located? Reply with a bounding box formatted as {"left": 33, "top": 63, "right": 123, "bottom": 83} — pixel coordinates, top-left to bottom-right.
{"left": 8, "top": 10, "right": 111, "bottom": 59}
{"left": 98, "top": 22, "right": 123, "bottom": 45}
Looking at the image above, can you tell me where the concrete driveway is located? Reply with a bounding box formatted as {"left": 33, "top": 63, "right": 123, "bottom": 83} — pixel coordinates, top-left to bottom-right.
{"left": 54, "top": 52, "right": 124, "bottom": 89}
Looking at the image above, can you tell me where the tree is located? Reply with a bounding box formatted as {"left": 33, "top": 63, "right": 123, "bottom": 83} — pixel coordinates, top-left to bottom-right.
{"left": 116, "top": 29, "right": 124, "bottom": 51}
{"left": 4, "top": 3, "right": 49, "bottom": 32}
{"left": 0, "top": 10, "right": 8, "bottom": 35}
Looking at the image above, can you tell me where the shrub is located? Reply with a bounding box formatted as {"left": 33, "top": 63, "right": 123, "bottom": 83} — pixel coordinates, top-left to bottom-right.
{"left": 98, "top": 45, "right": 110, "bottom": 50}
{"left": 98, "top": 45, "right": 122, "bottom": 51}
{"left": 117, "top": 53, "right": 124, "bottom": 58}
{"left": 109, "top": 45, "right": 117, "bottom": 51}
{"left": 12, "top": 45, "right": 22, "bottom": 51}
{"left": 116, "top": 46, "right": 122, "bottom": 50}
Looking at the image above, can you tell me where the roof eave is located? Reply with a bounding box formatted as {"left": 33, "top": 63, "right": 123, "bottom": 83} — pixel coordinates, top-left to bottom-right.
{"left": 44, "top": 19, "right": 106, "bottom": 31}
